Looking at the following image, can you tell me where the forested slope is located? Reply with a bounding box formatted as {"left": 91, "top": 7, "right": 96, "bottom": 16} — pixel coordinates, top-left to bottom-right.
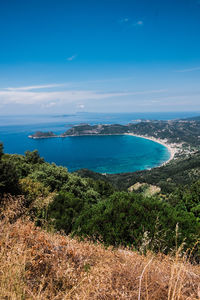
{"left": 1, "top": 143, "right": 200, "bottom": 258}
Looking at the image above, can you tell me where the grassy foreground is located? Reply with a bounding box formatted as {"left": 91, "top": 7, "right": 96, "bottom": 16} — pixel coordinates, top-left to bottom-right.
{"left": 1, "top": 197, "right": 200, "bottom": 300}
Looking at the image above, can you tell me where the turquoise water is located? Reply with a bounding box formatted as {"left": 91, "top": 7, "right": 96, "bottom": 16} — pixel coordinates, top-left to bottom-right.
{"left": 0, "top": 112, "right": 196, "bottom": 173}
{"left": 29, "top": 134, "right": 169, "bottom": 173}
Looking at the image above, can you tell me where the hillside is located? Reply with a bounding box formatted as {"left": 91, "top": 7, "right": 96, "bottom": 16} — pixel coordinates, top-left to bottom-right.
{"left": 76, "top": 151, "right": 200, "bottom": 192}
{"left": 1, "top": 142, "right": 200, "bottom": 298}
{"left": 29, "top": 118, "right": 200, "bottom": 149}
{"left": 1, "top": 143, "right": 200, "bottom": 251}
{"left": 62, "top": 119, "right": 200, "bottom": 147}
{"left": 1, "top": 207, "right": 200, "bottom": 299}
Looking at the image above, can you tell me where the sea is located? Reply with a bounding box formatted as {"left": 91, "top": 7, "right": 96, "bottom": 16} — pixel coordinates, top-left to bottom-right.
{"left": 0, "top": 112, "right": 199, "bottom": 174}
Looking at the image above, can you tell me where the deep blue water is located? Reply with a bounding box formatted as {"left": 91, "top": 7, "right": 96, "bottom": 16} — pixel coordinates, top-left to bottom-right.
{"left": 0, "top": 112, "right": 199, "bottom": 173}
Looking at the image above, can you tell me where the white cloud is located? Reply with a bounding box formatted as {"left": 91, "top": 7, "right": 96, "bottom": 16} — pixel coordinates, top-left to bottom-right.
{"left": 67, "top": 54, "right": 77, "bottom": 61}
{"left": 131, "top": 89, "right": 167, "bottom": 95}
{"left": 0, "top": 90, "right": 131, "bottom": 105}
{"left": 5, "top": 84, "right": 65, "bottom": 91}
{"left": 135, "top": 20, "right": 143, "bottom": 26}
{"left": 0, "top": 86, "right": 167, "bottom": 107}
{"left": 174, "top": 67, "right": 200, "bottom": 73}
{"left": 43, "top": 102, "right": 57, "bottom": 108}
{"left": 77, "top": 104, "right": 85, "bottom": 109}
{"left": 119, "top": 18, "right": 144, "bottom": 27}
{"left": 61, "top": 76, "right": 136, "bottom": 87}
{"left": 128, "top": 20, "right": 144, "bottom": 28}
{"left": 4, "top": 77, "right": 135, "bottom": 93}
{"left": 119, "top": 17, "right": 130, "bottom": 23}
{"left": 142, "top": 93, "right": 200, "bottom": 107}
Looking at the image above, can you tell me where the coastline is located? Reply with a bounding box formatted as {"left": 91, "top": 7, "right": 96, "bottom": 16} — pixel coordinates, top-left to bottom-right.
{"left": 29, "top": 132, "right": 179, "bottom": 169}
{"left": 124, "top": 133, "right": 177, "bottom": 166}
{"left": 28, "top": 133, "right": 125, "bottom": 139}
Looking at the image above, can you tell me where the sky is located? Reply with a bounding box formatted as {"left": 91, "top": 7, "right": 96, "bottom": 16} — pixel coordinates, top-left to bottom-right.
{"left": 0, "top": 0, "right": 200, "bottom": 114}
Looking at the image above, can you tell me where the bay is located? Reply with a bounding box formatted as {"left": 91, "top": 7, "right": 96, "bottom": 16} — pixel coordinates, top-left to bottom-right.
{"left": 0, "top": 112, "right": 198, "bottom": 173}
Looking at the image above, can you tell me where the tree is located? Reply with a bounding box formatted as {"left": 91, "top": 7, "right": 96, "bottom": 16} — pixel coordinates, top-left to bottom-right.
{"left": 48, "top": 192, "right": 85, "bottom": 234}
{"left": 0, "top": 158, "right": 20, "bottom": 195}
{"left": 0, "top": 143, "right": 3, "bottom": 160}
{"left": 25, "top": 150, "right": 44, "bottom": 165}
{"left": 73, "top": 192, "right": 200, "bottom": 253}
{"left": 30, "top": 163, "right": 69, "bottom": 191}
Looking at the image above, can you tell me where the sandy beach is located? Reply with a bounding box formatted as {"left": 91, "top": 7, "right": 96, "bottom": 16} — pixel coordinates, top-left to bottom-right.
{"left": 125, "top": 133, "right": 178, "bottom": 166}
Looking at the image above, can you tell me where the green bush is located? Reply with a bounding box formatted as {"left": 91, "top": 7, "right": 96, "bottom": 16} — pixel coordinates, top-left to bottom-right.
{"left": 73, "top": 192, "right": 200, "bottom": 253}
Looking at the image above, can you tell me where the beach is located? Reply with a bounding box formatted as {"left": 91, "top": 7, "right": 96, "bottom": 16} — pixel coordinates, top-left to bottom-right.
{"left": 125, "top": 133, "right": 179, "bottom": 166}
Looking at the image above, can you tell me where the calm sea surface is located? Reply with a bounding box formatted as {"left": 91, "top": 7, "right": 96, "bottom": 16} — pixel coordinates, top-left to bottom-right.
{"left": 0, "top": 112, "right": 199, "bottom": 173}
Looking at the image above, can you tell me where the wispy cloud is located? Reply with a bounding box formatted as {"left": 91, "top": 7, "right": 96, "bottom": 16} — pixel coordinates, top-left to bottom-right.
{"left": 119, "top": 17, "right": 130, "bottom": 23}
{"left": 77, "top": 103, "right": 85, "bottom": 110}
{"left": 5, "top": 84, "right": 66, "bottom": 91}
{"left": 72, "top": 76, "right": 136, "bottom": 86}
{"left": 67, "top": 54, "right": 77, "bottom": 61}
{"left": 5, "top": 77, "right": 135, "bottom": 92}
{"left": 119, "top": 18, "right": 144, "bottom": 27}
{"left": 133, "top": 20, "right": 144, "bottom": 27}
{"left": 0, "top": 86, "right": 166, "bottom": 107}
{"left": 0, "top": 90, "right": 131, "bottom": 106}
{"left": 2, "top": 77, "right": 136, "bottom": 95}
{"left": 42, "top": 102, "right": 57, "bottom": 108}
{"left": 1, "top": 77, "right": 136, "bottom": 99}
{"left": 131, "top": 89, "right": 167, "bottom": 95}
{"left": 174, "top": 66, "right": 200, "bottom": 73}
{"left": 138, "top": 93, "right": 200, "bottom": 108}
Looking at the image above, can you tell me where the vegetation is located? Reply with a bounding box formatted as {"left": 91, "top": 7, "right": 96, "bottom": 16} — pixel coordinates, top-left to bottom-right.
{"left": 1, "top": 143, "right": 200, "bottom": 259}
{"left": 62, "top": 123, "right": 128, "bottom": 136}
{"left": 1, "top": 211, "right": 200, "bottom": 299}
{"left": 71, "top": 192, "right": 199, "bottom": 253}
{"left": 61, "top": 117, "right": 200, "bottom": 147}
{"left": 1, "top": 139, "right": 200, "bottom": 298}
{"left": 31, "top": 117, "right": 200, "bottom": 148}
{"left": 0, "top": 144, "right": 21, "bottom": 195}
{"left": 77, "top": 151, "right": 200, "bottom": 193}
{"left": 29, "top": 131, "right": 57, "bottom": 138}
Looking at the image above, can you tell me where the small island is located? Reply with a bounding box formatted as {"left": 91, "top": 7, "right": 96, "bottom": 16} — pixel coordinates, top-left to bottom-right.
{"left": 28, "top": 131, "right": 57, "bottom": 139}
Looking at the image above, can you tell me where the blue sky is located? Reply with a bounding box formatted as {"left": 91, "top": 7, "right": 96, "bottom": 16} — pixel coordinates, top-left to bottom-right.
{"left": 0, "top": 0, "right": 200, "bottom": 114}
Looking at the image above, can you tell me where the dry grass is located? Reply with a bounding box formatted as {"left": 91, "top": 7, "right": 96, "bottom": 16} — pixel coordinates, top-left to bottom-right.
{"left": 0, "top": 197, "right": 200, "bottom": 299}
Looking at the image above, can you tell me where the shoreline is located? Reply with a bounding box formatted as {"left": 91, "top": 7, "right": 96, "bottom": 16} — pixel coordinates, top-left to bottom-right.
{"left": 29, "top": 132, "right": 179, "bottom": 168}
{"left": 125, "top": 133, "right": 177, "bottom": 166}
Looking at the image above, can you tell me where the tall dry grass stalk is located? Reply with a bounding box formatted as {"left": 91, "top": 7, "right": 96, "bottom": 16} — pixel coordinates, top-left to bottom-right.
{"left": 0, "top": 195, "right": 200, "bottom": 299}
